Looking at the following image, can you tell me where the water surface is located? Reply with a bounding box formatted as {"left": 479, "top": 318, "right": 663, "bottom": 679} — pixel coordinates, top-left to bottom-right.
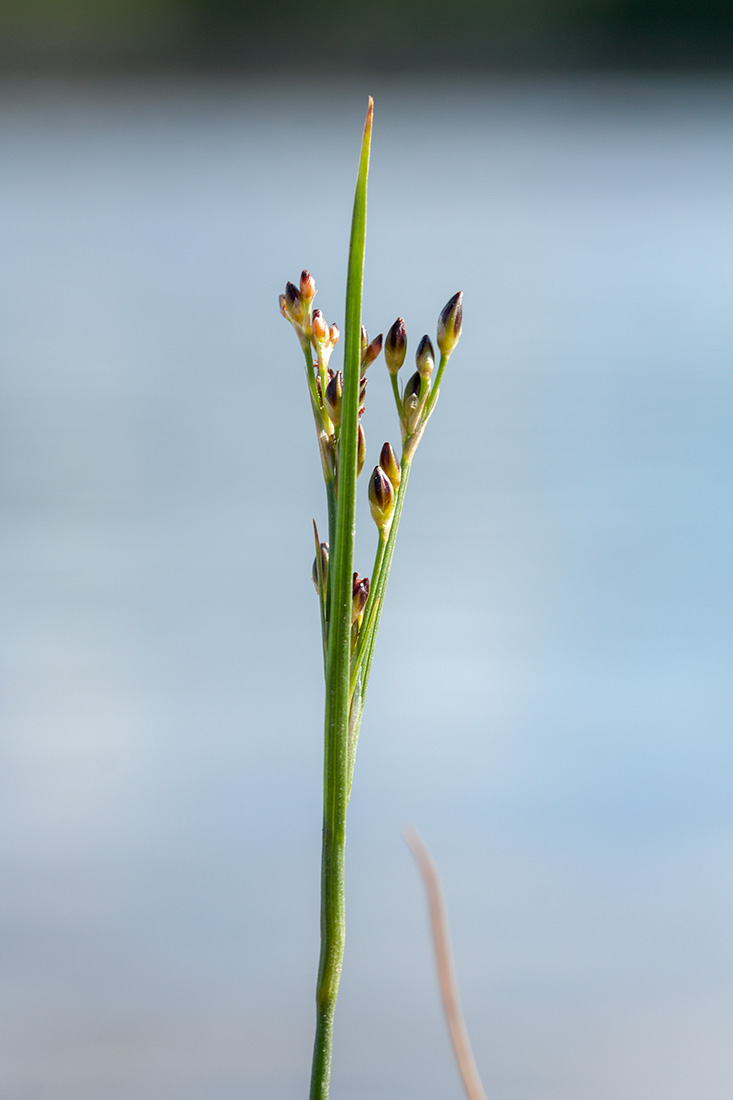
{"left": 1, "top": 75, "right": 732, "bottom": 1099}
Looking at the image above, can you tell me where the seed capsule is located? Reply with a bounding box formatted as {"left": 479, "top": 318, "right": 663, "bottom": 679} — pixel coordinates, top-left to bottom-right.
{"left": 385, "top": 317, "right": 407, "bottom": 375}
{"left": 437, "top": 291, "right": 463, "bottom": 355}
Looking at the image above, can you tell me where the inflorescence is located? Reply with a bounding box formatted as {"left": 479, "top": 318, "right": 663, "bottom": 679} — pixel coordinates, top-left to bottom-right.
{"left": 280, "top": 269, "right": 463, "bottom": 669}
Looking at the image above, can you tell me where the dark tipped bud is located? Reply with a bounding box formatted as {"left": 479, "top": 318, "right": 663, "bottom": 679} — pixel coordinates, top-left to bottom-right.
{"left": 361, "top": 333, "right": 383, "bottom": 370}
{"left": 403, "top": 370, "right": 423, "bottom": 433}
{"left": 285, "top": 281, "right": 304, "bottom": 325}
{"left": 318, "top": 431, "right": 336, "bottom": 480}
{"left": 357, "top": 422, "right": 366, "bottom": 477}
{"left": 300, "top": 269, "right": 316, "bottom": 302}
{"left": 312, "top": 542, "right": 329, "bottom": 595}
{"left": 325, "top": 370, "right": 343, "bottom": 427}
{"left": 311, "top": 309, "right": 329, "bottom": 344}
{"left": 379, "top": 441, "right": 401, "bottom": 489}
{"left": 385, "top": 317, "right": 407, "bottom": 375}
{"left": 437, "top": 291, "right": 463, "bottom": 355}
{"left": 359, "top": 375, "right": 368, "bottom": 410}
{"left": 416, "top": 334, "right": 435, "bottom": 380}
{"left": 352, "top": 573, "right": 370, "bottom": 624}
{"left": 368, "top": 465, "right": 395, "bottom": 531}
{"left": 403, "top": 369, "right": 422, "bottom": 405}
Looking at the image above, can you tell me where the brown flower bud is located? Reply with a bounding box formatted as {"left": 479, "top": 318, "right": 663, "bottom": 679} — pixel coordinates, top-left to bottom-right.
{"left": 311, "top": 309, "right": 329, "bottom": 344}
{"left": 437, "top": 291, "right": 463, "bottom": 355}
{"left": 325, "top": 371, "right": 343, "bottom": 427}
{"left": 300, "top": 269, "right": 316, "bottom": 303}
{"left": 402, "top": 370, "right": 423, "bottom": 433}
{"left": 361, "top": 333, "right": 383, "bottom": 370}
{"left": 379, "top": 442, "right": 401, "bottom": 489}
{"left": 285, "top": 281, "right": 304, "bottom": 325}
{"left": 312, "top": 542, "right": 329, "bottom": 595}
{"left": 368, "top": 465, "right": 395, "bottom": 531}
{"left": 357, "top": 422, "right": 366, "bottom": 477}
{"left": 415, "top": 334, "right": 435, "bottom": 380}
{"left": 352, "top": 573, "right": 370, "bottom": 624}
{"left": 385, "top": 317, "right": 407, "bottom": 376}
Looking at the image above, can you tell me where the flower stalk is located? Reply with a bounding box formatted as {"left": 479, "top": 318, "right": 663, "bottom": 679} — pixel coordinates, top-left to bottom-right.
{"left": 279, "top": 97, "right": 462, "bottom": 1099}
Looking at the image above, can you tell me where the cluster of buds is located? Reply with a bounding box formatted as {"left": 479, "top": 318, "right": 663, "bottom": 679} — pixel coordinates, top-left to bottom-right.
{"left": 385, "top": 291, "right": 463, "bottom": 459}
{"left": 280, "top": 269, "right": 379, "bottom": 487}
{"left": 281, "top": 269, "right": 463, "bottom": 641}
{"left": 279, "top": 269, "right": 318, "bottom": 348}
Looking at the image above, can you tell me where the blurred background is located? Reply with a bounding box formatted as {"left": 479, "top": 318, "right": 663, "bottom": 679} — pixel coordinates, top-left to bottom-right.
{"left": 2, "top": 2, "right": 732, "bottom": 1099}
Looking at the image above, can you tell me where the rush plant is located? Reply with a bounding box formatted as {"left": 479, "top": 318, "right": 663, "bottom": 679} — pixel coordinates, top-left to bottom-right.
{"left": 279, "top": 98, "right": 463, "bottom": 1100}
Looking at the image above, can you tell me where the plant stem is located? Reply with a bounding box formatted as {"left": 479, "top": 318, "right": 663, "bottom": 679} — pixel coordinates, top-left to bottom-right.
{"left": 346, "top": 457, "right": 412, "bottom": 793}
{"left": 309, "top": 97, "right": 373, "bottom": 1100}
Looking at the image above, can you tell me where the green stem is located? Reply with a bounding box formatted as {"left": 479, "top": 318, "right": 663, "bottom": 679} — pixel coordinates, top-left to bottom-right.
{"left": 309, "top": 97, "right": 373, "bottom": 1100}
{"left": 423, "top": 350, "right": 449, "bottom": 420}
{"left": 303, "top": 340, "right": 323, "bottom": 425}
{"left": 350, "top": 532, "right": 387, "bottom": 693}
{"left": 346, "top": 458, "right": 412, "bottom": 794}
{"left": 390, "top": 371, "right": 402, "bottom": 417}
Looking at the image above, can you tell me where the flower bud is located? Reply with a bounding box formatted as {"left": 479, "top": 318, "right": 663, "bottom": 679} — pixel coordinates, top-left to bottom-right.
{"left": 403, "top": 369, "right": 422, "bottom": 406}
{"left": 318, "top": 431, "right": 336, "bottom": 480}
{"left": 416, "top": 334, "right": 435, "bottom": 380}
{"left": 352, "top": 573, "right": 370, "bottom": 624}
{"left": 285, "top": 281, "right": 304, "bottom": 325}
{"left": 300, "top": 269, "right": 316, "bottom": 303}
{"left": 325, "top": 370, "right": 343, "bottom": 427}
{"left": 311, "top": 309, "right": 329, "bottom": 345}
{"left": 329, "top": 323, "right": 340, "bottom": 347}
{"left": 361, "top": 333, "right": 383, "bottom": 370}
{"left": 402, "top": 370, "right": 423, "bottom": 433}
{"left": 359, "top": 375, "right": 368, "bottom": 411}
{"left": 312, "top": 541, "right": 329, "bottom": 595}
{"left": 357, "top": 422, "right": 366, "bottom": 477}
{"left": 360, "top": 326, "right": 368, "bottom": 359}
{"left": 385, "top": 317, "right": 407, "bottom": 375}
{"left": 379, "top": 441, "right": 401, "bottom": 489}
{"left": 437, "top": 291, "right": 463, "bottom": 355}
{"left": 368, "top": 465, "right": 395, "bottom": 531}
